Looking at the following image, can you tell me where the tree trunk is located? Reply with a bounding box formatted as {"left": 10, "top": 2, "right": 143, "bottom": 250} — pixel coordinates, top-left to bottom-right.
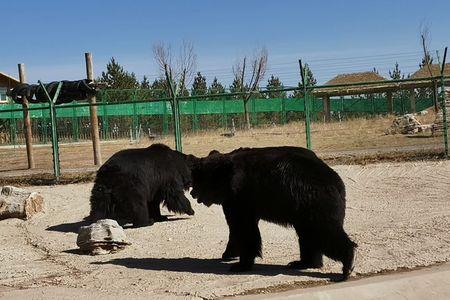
{"left": 243, "top": 99, "right": 251, "bottom": 130}
{"left": 433, "top": 80, "right": 439, "bottom": 112}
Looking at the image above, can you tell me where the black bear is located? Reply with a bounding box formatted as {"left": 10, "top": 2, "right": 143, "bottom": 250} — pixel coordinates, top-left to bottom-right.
{"left": 190, "top": 146, "right": 357, "bottom": 280}
{"left": 89, "top": 143, "right": 197, "bottom": 227}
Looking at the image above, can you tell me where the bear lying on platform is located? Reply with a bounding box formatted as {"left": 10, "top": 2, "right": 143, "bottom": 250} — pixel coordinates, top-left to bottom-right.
{"left": 190, "top": 146, "right": 357, "bottom": 280}
{"left": 88, "top": 143, "right": 197, "bottom": 227}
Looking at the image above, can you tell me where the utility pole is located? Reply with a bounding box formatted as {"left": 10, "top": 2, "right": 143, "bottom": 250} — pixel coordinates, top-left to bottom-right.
{"left": 85, "top": 53, "right": 102, "bottom": 165}
{"left": 18, "top": 63, "right": 35, "bottom": 169}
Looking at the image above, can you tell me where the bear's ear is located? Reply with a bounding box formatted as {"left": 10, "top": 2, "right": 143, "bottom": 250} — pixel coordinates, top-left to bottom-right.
{"left": 208, "top": 149, "right": 221, "bottom": 156}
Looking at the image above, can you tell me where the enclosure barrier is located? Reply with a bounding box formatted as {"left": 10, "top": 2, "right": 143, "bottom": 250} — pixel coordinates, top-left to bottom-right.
{"left": 0, "top": 75, "right": 448, "bottom": 179}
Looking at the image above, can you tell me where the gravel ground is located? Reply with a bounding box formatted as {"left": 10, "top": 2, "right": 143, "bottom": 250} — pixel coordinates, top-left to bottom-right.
{"left": 0, "top": 160, "right": 449, "bottom": 299}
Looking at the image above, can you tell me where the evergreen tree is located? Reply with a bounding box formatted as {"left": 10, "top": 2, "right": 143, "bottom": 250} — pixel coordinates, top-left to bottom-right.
{"left": 150, "top": 77, "right": 189, "bottom": 99}
{"left": 293, "top": 63, "right": 316, "bottom": 98}
{"left": 191, "top": 72, "right": 207, "bottom": 96}
{"left": 208, "top": 77, "right": 225, "bottom": 95}
{"left": 140, "top": 75, "right": 150, "bottom": 89}
{"left": 99, "top": 57, "right": 139, "bottom": 89}
{"left": 229, "top": 76, "right": 248, "bottom": 99}
{"left": 419, "top": 52, "right": 434, "bottom": 68}
{"left": 389, "top": 62, "right": 403, "bottom": 80}
{"left": 177, "top": 85, "right": 190, "bottom": 98}
{"left": 266, "top": 75, "right": 286, "bottom": 98}
{"left": 389, "top": 62, "right": 409, "bottom": 100}
{"left": 151, "top": 78, "right": 169, "bottom": 99}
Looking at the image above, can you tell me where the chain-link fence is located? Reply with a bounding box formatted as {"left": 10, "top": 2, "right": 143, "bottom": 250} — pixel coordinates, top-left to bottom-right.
{"left": 0, "top": 76, "right": 448, "bottom": 175}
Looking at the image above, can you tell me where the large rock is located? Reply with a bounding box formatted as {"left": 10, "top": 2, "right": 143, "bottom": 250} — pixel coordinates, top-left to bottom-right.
{"left": 77, "top": 219, "right": 131, "bottom": 255}
{"left": 386, "top": 114, "right": 424, "bottom": 135}
{"left": 0, "top": 186, "right": 44, "bottom": 220}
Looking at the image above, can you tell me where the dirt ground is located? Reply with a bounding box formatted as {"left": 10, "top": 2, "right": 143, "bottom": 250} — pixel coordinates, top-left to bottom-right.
{"left": 1, "top": 159, "right": 449, "bottom": 299}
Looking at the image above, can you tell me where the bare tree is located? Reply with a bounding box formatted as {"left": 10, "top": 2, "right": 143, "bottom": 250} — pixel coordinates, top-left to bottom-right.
{"left": 153, "top": 40, "right": 197, "bottom": 97}
{"left": 420, "top": 23, "right": 433, "bottom": 77}
{"left": 233, "top": 47, "right": 268, "bottom": 130}
{"left": 153, "top": 40, "right": 197, "bottom": 151}
{"left": 419, "top": 23, "right": 439, "bottom": 111}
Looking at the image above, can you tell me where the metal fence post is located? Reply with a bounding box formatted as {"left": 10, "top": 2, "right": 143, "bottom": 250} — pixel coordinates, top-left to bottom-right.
{"left": 164, "top": 69, "right": 182, "bottom": 152}
{"left": 221, "top": 98, "right": 227, "bottom": 129}
{"left": 132, "top": 89, "right": 138, "bottom": 140}
{"left": 281, "top": 97, "right": 287, "bottom": 125}
{"left": 39, "top": 81, "right": 63, "bottom": 182}
{"left": 192, "top": 97, "right": 198, "bottom": 132}
{"left": 9, "top": 101, "right": 17, "bottom": 147}
{"left": 102, "top": 102, "right": 109, "bottom": 139}
{"left": 100, "top": 90, "right": 109, "bottom": 139}
{"left": 162, "top": 101, "right": 169, "bottom": 135}
{"left": 440, "top": 47, "right": 448, "bottom": 157}
{"left": 299, "top": 59, "right": 312, "bottom": 150}
{"left": 71, "top": 106, "right": 79, "bottom": 142}
{"left": 252, "top": 97, "right": 257, "bottom": 126}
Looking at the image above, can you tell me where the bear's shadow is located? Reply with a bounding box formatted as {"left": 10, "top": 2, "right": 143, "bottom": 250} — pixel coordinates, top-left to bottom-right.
{"left": 46, "top": 220, "right": 91, "bottom": 233}
{"left": 92, "top": 257, "right": 341, "bottom": 280}
{"left": 46, "top": 216, "right": 188, "bottom": 233}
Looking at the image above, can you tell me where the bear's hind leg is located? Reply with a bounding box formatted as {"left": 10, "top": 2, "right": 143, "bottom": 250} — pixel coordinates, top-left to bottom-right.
{"left": 288, "top": 224, "right": 323, "bottom": 270}
{"left": 128, "top": 191, "right": 152, "bottom": 227}
{"left": 319, "top": 224, "right": 357, "bottom": 281}
{"left": 148, "top": 199, "right": 168, "bottom": 222}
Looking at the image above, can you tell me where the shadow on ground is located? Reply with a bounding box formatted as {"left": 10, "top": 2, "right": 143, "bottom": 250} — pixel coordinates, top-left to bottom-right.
{"left": 47, "top": 216, "right": 191, "bottom": 233}
{"left": 92, "top": 257, "right": 341, "bottom": 280}
{"left": 46, "top": 220, "right": 91, "bottom": 233}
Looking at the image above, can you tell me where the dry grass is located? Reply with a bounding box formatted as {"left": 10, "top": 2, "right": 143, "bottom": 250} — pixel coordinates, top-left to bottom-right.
{"left": 0, "top": 113, "right": 445, "bottom": 179}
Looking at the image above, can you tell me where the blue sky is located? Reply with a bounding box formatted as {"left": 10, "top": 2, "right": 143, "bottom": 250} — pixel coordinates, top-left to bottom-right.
{"left": 2, "top": 0, "right": 450, "bottom": 86}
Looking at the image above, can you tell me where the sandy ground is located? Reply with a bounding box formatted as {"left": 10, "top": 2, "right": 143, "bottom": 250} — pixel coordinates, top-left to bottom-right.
{"left": 0, "top": 160, "right": 449, "bottom": 299}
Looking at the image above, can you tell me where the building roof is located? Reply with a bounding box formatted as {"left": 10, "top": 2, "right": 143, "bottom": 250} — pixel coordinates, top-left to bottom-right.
{"left": 0, "top": 72, "right": 20, "bottom": 84}
{"left": 325, "top": 71, "right": 387, "bottom": 85}
{"left": 410, "top": 63, "right": 450, "bottom": 79}
{"left": 312, "top": 69, "right": 450, "bottom": 97}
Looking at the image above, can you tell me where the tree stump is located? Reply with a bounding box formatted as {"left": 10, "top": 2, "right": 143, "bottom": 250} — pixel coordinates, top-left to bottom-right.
{"left": 0, "top": 186, "right": 44, "bottom": 220}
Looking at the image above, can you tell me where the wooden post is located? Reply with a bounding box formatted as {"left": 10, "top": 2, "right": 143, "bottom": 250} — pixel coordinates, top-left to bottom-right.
{"left": 18, "top": 64, "right": 35, "bottom": 169}
{"left": 85, "top": 53, "right": 102, "bottom": 165}
{"left": 323, "top": 96, "right": 331, "bottom": 122}
{"left": 387, "top": 91, "right": 394, "bottom": 114}
{"left": 409, "top": 89, "right": 416, "bottom": 113}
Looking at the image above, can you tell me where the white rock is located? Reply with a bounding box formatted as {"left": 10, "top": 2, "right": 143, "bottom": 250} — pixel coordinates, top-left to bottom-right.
{"left": 386, "top": 114, "right": 423, "bottom": 135}
{"left": 77, "top": 219, "right": 131, "bottom": 255}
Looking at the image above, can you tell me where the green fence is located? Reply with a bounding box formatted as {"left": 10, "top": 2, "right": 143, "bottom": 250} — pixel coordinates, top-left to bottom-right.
{"left": 0, "top": 93, "right": 434, "bottom": 145}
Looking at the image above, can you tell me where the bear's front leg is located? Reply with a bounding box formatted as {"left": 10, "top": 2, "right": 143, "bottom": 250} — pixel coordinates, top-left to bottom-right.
{"left": 225, "top": 206, "right": 261, "bottom": 272}
{"left": 131, "top": 194, "right": 151, "bottom": 227}
{"left": 221, "top": 204, "right": 239, "bottom": 261}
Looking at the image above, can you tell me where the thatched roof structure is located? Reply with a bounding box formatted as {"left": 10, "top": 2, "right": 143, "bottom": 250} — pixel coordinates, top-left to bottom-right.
{"left": 312, "top": 69, "right": 450, "bottom": 98}
{"left": 410, "top": 63, "right": 450, "bottom": 79}
{"left": 325, "top": 71, "right": 387, "bottom": 85}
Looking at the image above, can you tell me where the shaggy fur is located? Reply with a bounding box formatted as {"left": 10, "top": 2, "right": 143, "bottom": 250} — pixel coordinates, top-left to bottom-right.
{"left": 89, "top": 144, "right": 197, "bottom": 227}
{"left": 191, "top": 146, "right": 357, "bottom": 280}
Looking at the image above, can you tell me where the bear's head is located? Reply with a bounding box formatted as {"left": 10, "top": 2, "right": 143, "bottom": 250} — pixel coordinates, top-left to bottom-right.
{"left": 190, "top": 154, "right": 233, "bottom": 207}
